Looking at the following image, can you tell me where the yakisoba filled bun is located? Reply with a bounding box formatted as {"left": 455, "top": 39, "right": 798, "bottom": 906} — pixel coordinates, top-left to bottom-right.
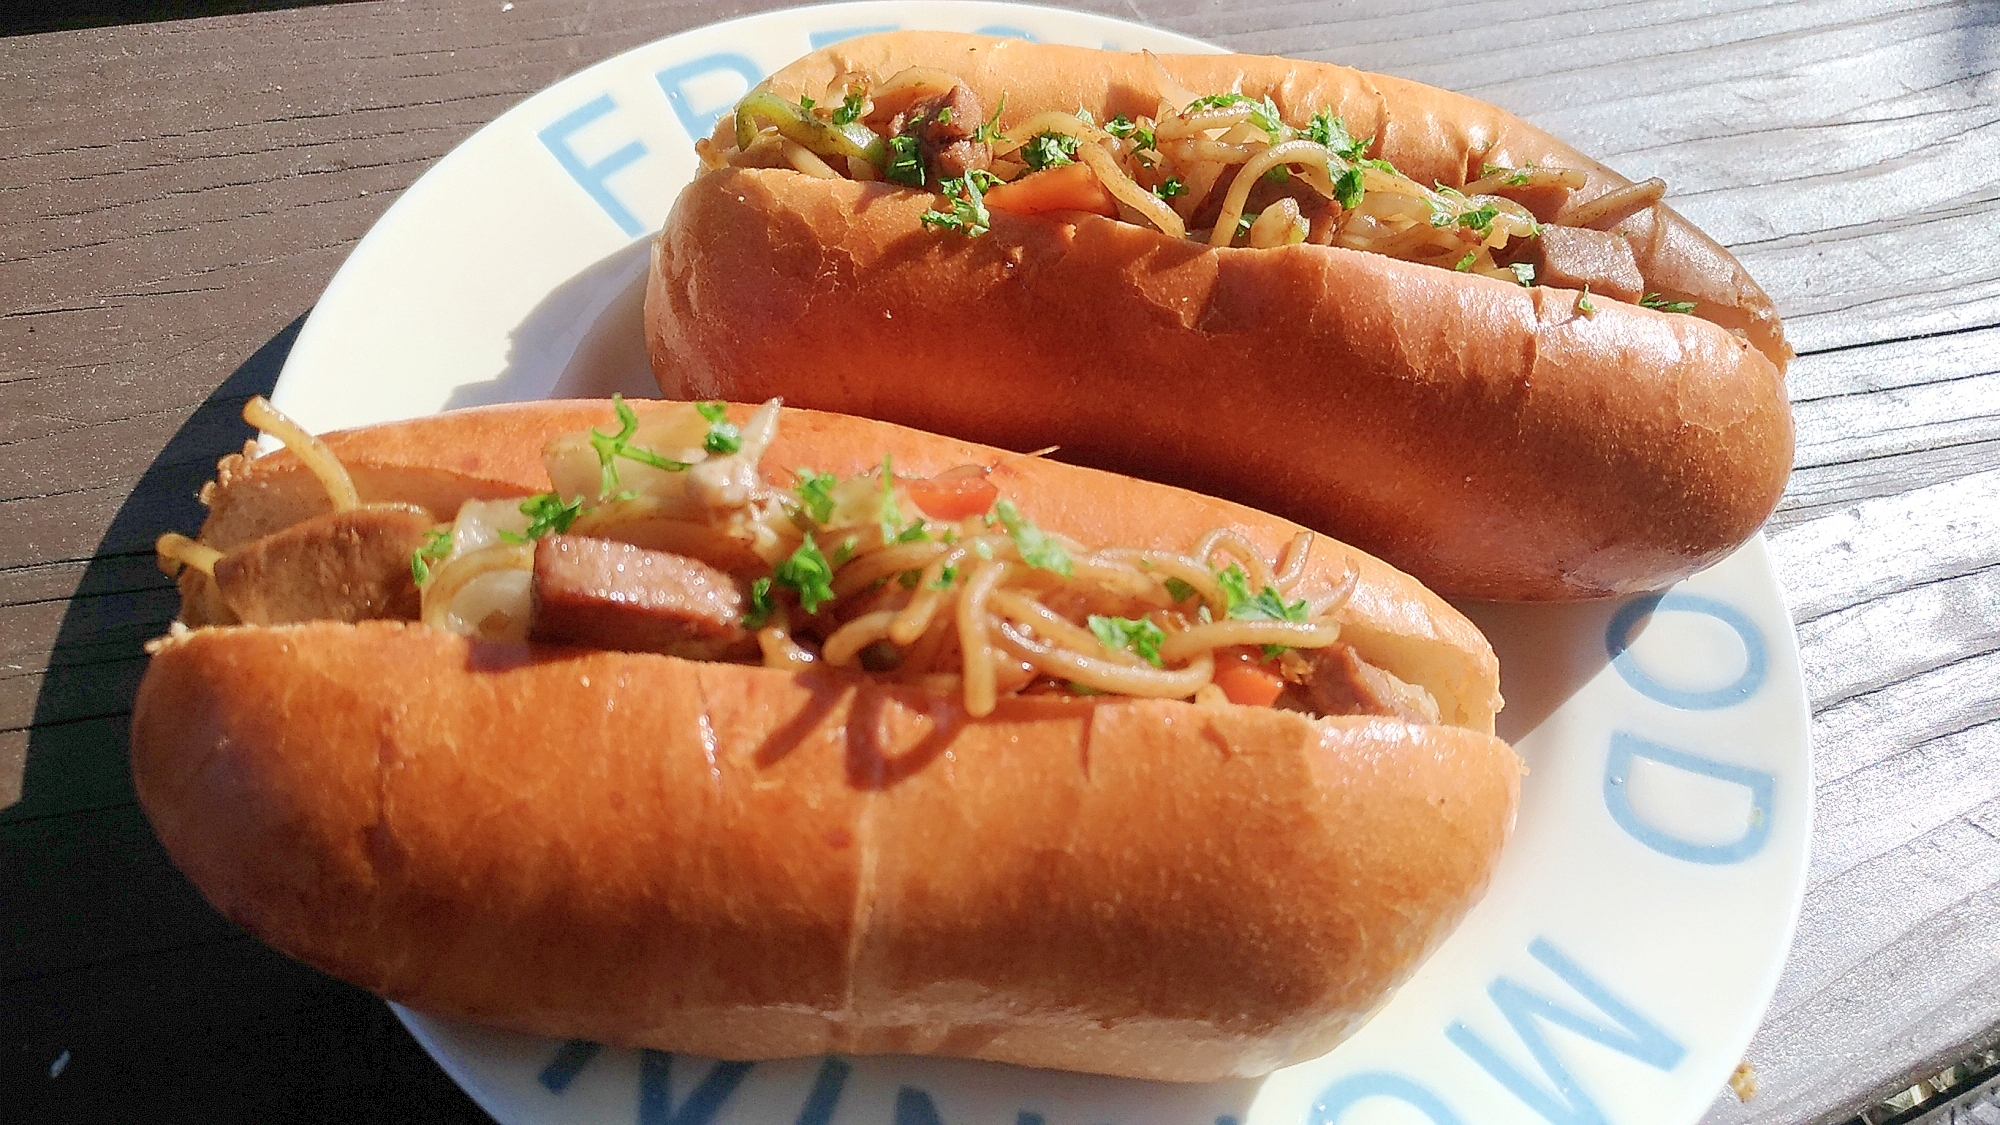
{"left": 648, "top": 33, "right": 1794, "bottom": 600}
{"left": 135, "top": 397, "right": 1519, "bottom": 1081}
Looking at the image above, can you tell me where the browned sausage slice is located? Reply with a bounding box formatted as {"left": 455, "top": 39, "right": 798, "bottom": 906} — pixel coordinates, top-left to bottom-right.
{"left": 213, "top": 505, "right": 434, "bottom": 625}
{"left": 893, "top": 84, "right": 991, "bottom": 182}
{"left": 1519, "top": 225, "right": 1646, "bottom": 303}
{"left": 530, "top": 535, "right": 752, "bottom": 659}
{"left": 1302, "top": 644, "right": 1443, "bottom": 724}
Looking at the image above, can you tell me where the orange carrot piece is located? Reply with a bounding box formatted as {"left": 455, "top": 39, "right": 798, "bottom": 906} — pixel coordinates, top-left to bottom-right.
{"left": 983, "top": 162, "right": 1120, "bottom": 217}
{"left": 1215, "top": 661, "right": 1286, "bottom": 708}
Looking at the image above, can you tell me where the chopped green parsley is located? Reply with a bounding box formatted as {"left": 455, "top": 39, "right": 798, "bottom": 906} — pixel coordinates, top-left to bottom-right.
{"left": 743, "top": 576, "right": 776, "bottom": 628}
{"left": 775, "top": 533, "right": 837, "bottom": 613}
{"left": 920, "top": 174, "right": 993, "bottom": 237}
{"left": 991, "top": 498, "right": 1072, "bottom": 576}
{"left": 794, "top": 469, "right": 839, "bottom": 524}
{"left": 1021, "top": 130, "right": 1080, "bottom": 171}
{"left": 971, "top": 94, "right": 1008, "bottom": 144}
{"left": 1217, "top": 564, "right": 1310, "bottom": 624}
{"left": 588, "top": 394, "right": 691, "bottom": 497}
{"left": 410, "top": 528, "right": 452, "bottom": 585}
{"left": 883, "top": 133, "right": 926, "bottom": 187}
{"left": 831, "top": 89, "right": 867, "bottom": 126}
{"left": 1306, "top": 108, "right": 1370, "bottom": 161}
{"left": 1088, "top": 615, "right": 1166, "bottom": 666}
{"left": 1185, "top": 93, "right": 1286, "bottom": 142}
{"left": 497, "top": 492, "right": 585, "bottom": 544}
{"left": 694, "top": 401, "right": 741, "bottom": 455}
{"left": 1105, "top": 114, "right": 1155, "bottom": 151}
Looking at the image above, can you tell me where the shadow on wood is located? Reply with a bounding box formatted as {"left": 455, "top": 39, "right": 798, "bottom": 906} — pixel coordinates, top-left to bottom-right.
{"left": 4, "top": 313, "right": 490, "bottom": 1122}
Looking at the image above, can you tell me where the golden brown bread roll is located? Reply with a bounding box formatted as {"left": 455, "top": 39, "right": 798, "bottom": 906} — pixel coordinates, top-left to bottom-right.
{"left": 134, "top": 399, "right": 1520, "bottom": 1081}
{"left": 648, "top": 34, "right": 1795, "bottom": 600}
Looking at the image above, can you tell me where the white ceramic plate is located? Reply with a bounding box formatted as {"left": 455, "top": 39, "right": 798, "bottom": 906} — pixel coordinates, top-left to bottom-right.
{"left": 269, "top": 5, "right": 1812, "bottom": 1123}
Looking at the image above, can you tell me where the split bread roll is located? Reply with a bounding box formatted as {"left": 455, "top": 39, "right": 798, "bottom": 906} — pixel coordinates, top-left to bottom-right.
{"left": 649, "top": 33, "right": 1794, "bottom": 600}
{"left": 134, "top": 398, "right": 1519, "bottom": 1082}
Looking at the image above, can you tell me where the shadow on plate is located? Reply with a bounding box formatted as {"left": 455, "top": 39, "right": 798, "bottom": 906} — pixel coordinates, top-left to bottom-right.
{"left": 443, "top": 237, "right": 660, "bottom": 411}
{"left": 1455, "top": 597, "right": 1622, "bottom": 745}
{"left": 410, "top": 1009, "right": 1267, "bottom": 1125}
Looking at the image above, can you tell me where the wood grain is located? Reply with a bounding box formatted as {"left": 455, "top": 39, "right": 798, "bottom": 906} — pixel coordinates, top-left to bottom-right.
{"left": 3, "top": 1, "right": 1996, "bottom": 1122}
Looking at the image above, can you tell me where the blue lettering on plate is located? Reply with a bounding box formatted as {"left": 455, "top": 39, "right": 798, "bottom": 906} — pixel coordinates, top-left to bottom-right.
{"left": 894, "top": 1085, "right": 944, "bottom": 1125}
{"left": 795, "top": 1056, "right": 850, "bottom": 1125}
{"left": 1605, "top": 731, "right": 1775, "bottom": 864}
{"left": 1605, "top": 592, "right": 1767, "bottom": 710}
{"left": 537, "top": 1038, "right": 602, "bottom": 1092}
{"left": 810, "top": 25, "right": 899, "bottom": 48}
{"left": 538, "top": 94, "right": 650, "bottom": 237}
{"left": 1017, "top": 1114, "right": 1046, "bottom": 1125}
{"left": 974, "top": 25, "right": 1038, "bottom": 41}
{"left": 656, "top": 53, "right": 766, "bottom": 145}
{"left": 638, "top": 1052, "right": 755, "bottom": 1125}
{"left": 1445, "top": 939, "right": 1684, "bottom": 1125}
{"left": 1309, "top": 1072, "right": 1465, "bottom": 1125}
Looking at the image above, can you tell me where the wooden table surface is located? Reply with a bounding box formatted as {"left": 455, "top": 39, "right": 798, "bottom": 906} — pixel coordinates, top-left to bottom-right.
{"left": 4, "top": 0, "right": 1997, "bottom": 1121}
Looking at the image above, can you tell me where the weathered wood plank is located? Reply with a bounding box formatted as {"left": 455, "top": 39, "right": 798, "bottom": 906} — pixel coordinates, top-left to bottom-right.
{"left": 1795, "top": 563, "right": 2000, "bottom": 707}
{"left": 0, "top": 581, "right": 176, "bottom": 674}
{"left": 0, "top": 804, "right": 236, "bottom": 982}
{"left": 0, "top": 554, "right": 168, "bottom": 609}
{"left": 2, "top": 934, "right": 486, "bottom": 1122}
{"left": 1811, "top": 647, "right": 2000, "bottom": 787}
{"left": 0, "top": 716, "right": 136, "bottom": 826}
{"left": 1703, "top": 805, "right": 2000, "bottom": 1124}
{"left": 1769, "top": 470, "right": 2000, "bottom": 621}
{"left": 1774, "top": 438, "right": 2000, "bottom": 530}
{"left": 0, "top": 659, "right": 145, "bottom": 734}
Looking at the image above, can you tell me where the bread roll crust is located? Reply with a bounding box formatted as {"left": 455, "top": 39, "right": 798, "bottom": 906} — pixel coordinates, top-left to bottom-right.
{"left": 138, "top": 398, "right": 1520, "bottom": 1080}
{"left": 650, "top": 34, "right": 1795, "bottom": 600}
{"left": 133, "top": 621, "right": 1519, "bottom": 1081}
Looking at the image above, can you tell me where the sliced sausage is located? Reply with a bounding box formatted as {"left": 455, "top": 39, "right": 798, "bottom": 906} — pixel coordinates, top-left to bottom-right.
{"left": 1301, "top": 644, "right": 1442, "bottom": 724}
{"left": 530, "top": 535, "right": 753, "bottom": 660}
{"left": 1305, "top": 197, "right": 1343, "bottom": 246}
{"left": 213, "top": 505, "right": 434, "bottom": 625}
{"left": 1486, "top": 182, "right": 1574, "bottom": 225}
{"left": 1517, "top": 225, "right": 1646, "bottom": 303}
{"left": 893, "top": 84, "right": 991, "bottom": 182}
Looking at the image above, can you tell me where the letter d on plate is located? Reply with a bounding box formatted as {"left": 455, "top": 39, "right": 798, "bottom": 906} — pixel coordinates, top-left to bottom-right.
{"left": 1311, "top": 1072, "right": 1465, "bottom": 1124}
{"left": 1604, "top": 732, "right": 1774, "bottom": 864}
